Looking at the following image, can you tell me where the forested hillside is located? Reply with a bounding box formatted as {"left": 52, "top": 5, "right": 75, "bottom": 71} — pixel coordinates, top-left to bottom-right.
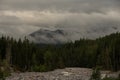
{"left": 0, "top": 33, "right": 120, "bottom": 72}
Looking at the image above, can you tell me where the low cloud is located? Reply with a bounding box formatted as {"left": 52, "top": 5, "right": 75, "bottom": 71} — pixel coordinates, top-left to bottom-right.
{"left": 0, "top": 0, "right": 120, "bottom": 40}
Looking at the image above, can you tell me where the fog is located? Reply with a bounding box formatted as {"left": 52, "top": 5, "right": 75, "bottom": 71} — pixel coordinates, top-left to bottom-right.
{"left": 0, "top": 0, "right": 120, "bottom": 40}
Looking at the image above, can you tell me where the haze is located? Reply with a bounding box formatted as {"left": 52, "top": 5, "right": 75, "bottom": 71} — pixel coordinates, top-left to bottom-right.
{"left": 0, "top": 0, "right": 120, "bottom": 39}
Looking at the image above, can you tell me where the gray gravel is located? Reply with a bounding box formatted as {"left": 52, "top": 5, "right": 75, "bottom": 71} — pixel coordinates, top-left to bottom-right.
{"left": 6, "top": 68, "right": 119, "bottom": 80}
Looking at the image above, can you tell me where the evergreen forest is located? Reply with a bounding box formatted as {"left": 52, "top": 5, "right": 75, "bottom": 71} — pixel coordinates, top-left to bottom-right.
{"left": 0, "top": 32, "right": 120, "bottom": 72}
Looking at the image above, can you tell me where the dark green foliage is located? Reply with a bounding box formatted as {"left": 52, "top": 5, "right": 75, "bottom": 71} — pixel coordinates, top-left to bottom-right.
{"left": 0, "top": 71, "right": 5, "bottom": 80}
{"left": 90, "top": 67, "right": 101, "bottom": 80}
{"left": 31, "top": 65, "right": 47, "bottom": 72}
{"left": 0, "top": 33, "right": 120, "bottom": 72}
{"left": 0, "top": 68, "right": 10, "bottom": 80}
{"left": 90, "top": 68, "right": 120, "bottom": 80}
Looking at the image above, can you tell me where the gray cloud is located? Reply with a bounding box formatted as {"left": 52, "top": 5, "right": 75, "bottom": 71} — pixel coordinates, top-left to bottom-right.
{"left": 0, "top": 0, "right": 120, "bottom": 40}
{"left": 0, "top": 0, "right": 120, "bottom": 12}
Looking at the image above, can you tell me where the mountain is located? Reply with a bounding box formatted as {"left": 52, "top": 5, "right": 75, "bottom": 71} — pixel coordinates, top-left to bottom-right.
{"left": 29, "top": 24, "right": 120, "bottom": 44}
{"left": 29, "top": 29, "right": 71, "bottom": 44}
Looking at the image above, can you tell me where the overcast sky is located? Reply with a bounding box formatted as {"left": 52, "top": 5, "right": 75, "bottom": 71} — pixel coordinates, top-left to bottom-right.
{"left": 0, "top": 0, "right": 120, "bottom": 39}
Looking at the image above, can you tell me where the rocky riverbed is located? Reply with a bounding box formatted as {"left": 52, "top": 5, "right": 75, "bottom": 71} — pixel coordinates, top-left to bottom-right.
{"left": 6, "top": 68, "right": 120, "bottom": 80}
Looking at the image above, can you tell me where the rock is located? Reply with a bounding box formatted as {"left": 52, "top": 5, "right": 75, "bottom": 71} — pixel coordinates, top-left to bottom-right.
{"left": 6, "top": 68, "right": 119, "bottom": 80}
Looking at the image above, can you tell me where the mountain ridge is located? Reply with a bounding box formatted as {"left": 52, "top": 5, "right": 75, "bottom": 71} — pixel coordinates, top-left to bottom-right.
{"left": 29, "top": 28, "right": 71, "bottom": 44}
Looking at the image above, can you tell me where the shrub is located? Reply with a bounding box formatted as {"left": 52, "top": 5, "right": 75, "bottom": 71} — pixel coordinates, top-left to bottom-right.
{"left": 0, "top": 70, "right": 5, "bottom": 80}
{"left": 31, "top": 65, "right": 47, "bottom": 72}
{"left": 90, "top": 67, "right": 101, "bottom": 80}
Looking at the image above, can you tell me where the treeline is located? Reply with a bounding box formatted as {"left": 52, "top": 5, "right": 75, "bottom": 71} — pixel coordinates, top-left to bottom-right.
{"left": 0, "top": 33, "right": 120, "bottom": 72}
